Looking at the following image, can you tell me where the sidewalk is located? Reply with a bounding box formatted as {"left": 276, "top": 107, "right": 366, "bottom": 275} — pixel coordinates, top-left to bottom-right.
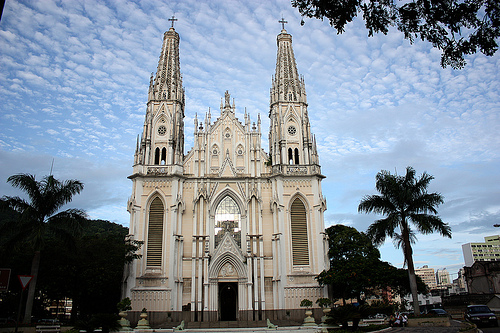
{"left": 388, "top": 319, "right": 466, "bottom": 332}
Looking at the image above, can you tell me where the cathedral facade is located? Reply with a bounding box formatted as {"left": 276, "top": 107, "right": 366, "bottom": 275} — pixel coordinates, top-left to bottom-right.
{"left": 123, "top": 23, "right": 328, "bottom": 324}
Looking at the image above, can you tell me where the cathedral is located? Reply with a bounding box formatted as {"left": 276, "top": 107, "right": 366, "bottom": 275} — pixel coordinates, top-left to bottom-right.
{"left": 123, "top": 20, "right": 328, "bottom": 325}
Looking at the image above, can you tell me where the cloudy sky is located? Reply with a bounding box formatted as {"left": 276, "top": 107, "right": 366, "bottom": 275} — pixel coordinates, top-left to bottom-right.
{"left": 1, "top": 0, "right": 499, "bottom": 279}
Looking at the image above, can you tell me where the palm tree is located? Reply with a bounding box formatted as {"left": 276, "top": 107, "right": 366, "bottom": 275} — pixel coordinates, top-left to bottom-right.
{"left": 358, "top": 167, "right": 451, "bottom": 316}
{"left": 1, "top": 173, "right": 86, "bottom": 324}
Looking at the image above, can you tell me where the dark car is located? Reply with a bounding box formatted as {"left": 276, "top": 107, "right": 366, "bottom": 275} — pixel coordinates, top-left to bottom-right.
{"left": 465, "top": 305, "right": 498, "bottom": 327}
{"left": 427, "top": 308, "right": 450, "bottom": 317}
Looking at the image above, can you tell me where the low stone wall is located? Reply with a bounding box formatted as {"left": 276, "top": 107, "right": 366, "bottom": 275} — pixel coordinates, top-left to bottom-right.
{"left": 127, "top": 308, "right": 322, "bottom": 328}
{"left": 408, "top": 316, "right": 450, "bottom": 327}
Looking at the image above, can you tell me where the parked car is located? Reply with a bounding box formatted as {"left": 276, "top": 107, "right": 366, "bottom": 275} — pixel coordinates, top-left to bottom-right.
{"left": 427, "top": 308, "right": 450, "bottom": 317}
{"left": 0, "top": 317, "right": 16, "bottom": 325}
{"left": 464, "top": 305, "right": 498, "bottom": 327}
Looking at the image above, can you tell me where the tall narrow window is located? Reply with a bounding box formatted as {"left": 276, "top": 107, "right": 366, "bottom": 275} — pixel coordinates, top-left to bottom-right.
{"left": 214, "top": 196, "right": 241, "bottom": 247}
{"left": 291, "top": 198, "right": 309, "bottom": 265}
{"left": 147, "top": 197, "right": 164, "bottom": 266}
{"left": 161, "top": 147, "right": 167, "bottom": 165}
{"left": 288, "top": 148, "right": 293, "bottom": 165}
{"left": 294, "top": 148, "right": 299, "bottom": 165}
{"left": 154, "top": 148, "right": 160, "bottom": 165}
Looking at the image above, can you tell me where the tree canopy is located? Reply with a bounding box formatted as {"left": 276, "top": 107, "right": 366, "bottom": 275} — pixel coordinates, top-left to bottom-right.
{"left": 292, "top": 0, "right": 500, "bottom": 69}
{"left": 0, "top": 212, "right": 142, "bottom": 322}
{"left": 1, "top": 173, "right": 86, "bottom": 323}
{"left": 0, "top": 173, "right": 142, "bottom": 323}
{"left": 316, "top": 224, "right": 426, "bottom": 305}
{"left": 358, "top": 166, "right": 451, "bottom": 315}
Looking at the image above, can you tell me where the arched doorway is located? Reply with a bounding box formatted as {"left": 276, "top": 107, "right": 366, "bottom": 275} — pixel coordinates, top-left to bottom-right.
{"left": 219, "top": 282, "right": 237, "bottom": 321}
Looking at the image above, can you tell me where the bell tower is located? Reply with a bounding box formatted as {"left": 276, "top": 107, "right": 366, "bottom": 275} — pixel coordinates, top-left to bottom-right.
{"left": 269, "top": 19, "right": 319, "bottom": 170}
{"left": 134, "top": 16, "right": 185, "bottom": 172}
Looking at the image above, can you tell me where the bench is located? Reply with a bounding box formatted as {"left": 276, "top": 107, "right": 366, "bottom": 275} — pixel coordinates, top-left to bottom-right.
{"left": 36, "top": 325, "right": 61, "bottom": 333}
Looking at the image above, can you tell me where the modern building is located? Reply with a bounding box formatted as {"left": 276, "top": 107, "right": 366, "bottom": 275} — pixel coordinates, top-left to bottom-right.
{"left": 436, "top": 268, "right": 451, "bottom": 287}
{"left": 122, "top": 22, "right": 328, "bottom": 325}
{"left": 415, "top": 265, "right": 437, "bottom": 289}
{"left": 462, "top": 235, "right": 500, "bottom": 267}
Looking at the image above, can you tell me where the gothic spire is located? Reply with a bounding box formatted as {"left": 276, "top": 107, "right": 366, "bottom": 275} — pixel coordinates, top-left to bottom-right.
{"left": 270, "top": 23, "right": 307, "bottom": 105}
{"left": 151, "top": 24, "right": 184, "bottom": 103}
{"left": 268, "top": 21, "right": 319, "bottom": 171}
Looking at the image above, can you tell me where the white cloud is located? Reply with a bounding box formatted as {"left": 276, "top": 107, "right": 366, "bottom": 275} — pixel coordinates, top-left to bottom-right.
{"left": 0, "top": 0, "right": 499, "bottom": 273}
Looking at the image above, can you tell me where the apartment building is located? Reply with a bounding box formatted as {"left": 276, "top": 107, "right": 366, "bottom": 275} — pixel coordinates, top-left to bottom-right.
{"left": 462, "top": 235, "right": 500, "bottom": 267}
{"left": 415, "top": 265, "right": 437, "bottom": 289}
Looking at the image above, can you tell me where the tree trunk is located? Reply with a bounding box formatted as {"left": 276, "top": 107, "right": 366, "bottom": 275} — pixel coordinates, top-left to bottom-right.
{"left": 23, "top": 250, "right": 41, "bottom": 324}
{"left": 405, "top": 244, "right": 420, "bottom": 316}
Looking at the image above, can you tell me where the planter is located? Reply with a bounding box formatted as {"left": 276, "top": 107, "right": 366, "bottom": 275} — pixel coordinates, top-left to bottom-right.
{"left": 321, "top": 307, "right": 331, "bottom": 324}
{"left": 302, "top": 309, "right": 316, "bottom": 326}
{"left": 118, "top": 311, "right": 132, "bottom": 331}
{"left": 136, "top": 312, "right": 151, "bottom": 329}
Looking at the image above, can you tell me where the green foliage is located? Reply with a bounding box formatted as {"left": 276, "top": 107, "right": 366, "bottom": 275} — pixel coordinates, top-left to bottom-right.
{"left": 1, "top": 173, "right": 86, "bottom": 323}
{"left": 316, "top": 297, "right": 332, "bottom": 308}
{"left": 0, "top": 201, "right": 142, "bottom": 321}
{"left": 300, "top": 299, "right": 313, "bottom": 307}
{"left": 359, "top": 167, "right": 448, "bottom": 315}
{"left": 365, "top": 300, "right": 395, "bottom": 318}
{"left": 292, "top": 0, "right": 500, "bottom": 69}
{"left": 117, "top": 297, "right": 132, "bottom": 312}
{"left": 316, "top": 225, "right": 388, "bottom": 302}
{"left": 316, "top": 224, "right": 427, "bottom": 307}
{"left": 328, "top": 304, "right": 369, "bottom": 330}
{"left": 75, "top": 313, "right": 120, "bottom": 333}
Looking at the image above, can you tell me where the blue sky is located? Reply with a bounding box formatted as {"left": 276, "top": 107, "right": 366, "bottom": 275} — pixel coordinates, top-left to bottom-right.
{"left": 1, "top": 0, "right": 499, "bottom": 279}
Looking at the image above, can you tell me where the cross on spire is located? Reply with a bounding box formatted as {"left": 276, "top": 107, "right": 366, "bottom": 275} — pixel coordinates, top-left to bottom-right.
{"left": 279, "top": 17, "right": 287, "bottom": 30}
{"left": 168, "top": 15, "right": 178, "bottom": 28}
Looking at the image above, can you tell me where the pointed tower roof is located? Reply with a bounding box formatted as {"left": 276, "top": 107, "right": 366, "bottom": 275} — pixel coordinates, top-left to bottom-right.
{"left": 271, "top": 21, "right": 307, "bottom": 105}
{"left": 150, "top": 18, "right": 184, "bottom": 104}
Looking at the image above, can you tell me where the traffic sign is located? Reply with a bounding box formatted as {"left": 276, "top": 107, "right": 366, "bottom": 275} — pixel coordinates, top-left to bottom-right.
{"left": 18, "top": 275, "right": 33, "bottom": 290}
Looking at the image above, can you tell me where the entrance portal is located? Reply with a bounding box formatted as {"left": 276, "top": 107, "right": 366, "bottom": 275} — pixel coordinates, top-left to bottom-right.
{"left": 219, "top": 282, "right": 237, "bottom": 321}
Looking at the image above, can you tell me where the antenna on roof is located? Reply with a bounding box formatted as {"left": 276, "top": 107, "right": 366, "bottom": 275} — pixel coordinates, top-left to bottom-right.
{"left": 49, "top": 158, "right": 55, "bottom": 176}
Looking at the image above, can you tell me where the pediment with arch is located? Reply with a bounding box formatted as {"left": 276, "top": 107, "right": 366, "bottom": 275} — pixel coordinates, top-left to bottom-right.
{"left": 209, "top": 231, "right": 247, "bottom": 280}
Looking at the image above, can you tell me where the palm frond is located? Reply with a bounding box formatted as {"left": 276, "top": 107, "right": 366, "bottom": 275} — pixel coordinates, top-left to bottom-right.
{"left": 2, "top": 196, "right": 31, "bottom": 213}
{"left": 410, "top": 214, "right": 452, "bottom": 237}
{"left": 366, "top": 215, "right": 398, "bottom": 246}
{"left": 392, "top": 229, "right": 418, "bottom": 249}
{"left": 48, "top": 208, "right": 88, "bottom": 236}
{"left": 358, "top": 195, "right": 395, "bottom": 215}
{"left": 4, "top": 173, "right": 86, "bottom": 251}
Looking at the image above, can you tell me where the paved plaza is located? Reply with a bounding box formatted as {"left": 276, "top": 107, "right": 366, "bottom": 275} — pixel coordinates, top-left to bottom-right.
{"left": 136, "top": 319, "right": 473, "bottom": 333}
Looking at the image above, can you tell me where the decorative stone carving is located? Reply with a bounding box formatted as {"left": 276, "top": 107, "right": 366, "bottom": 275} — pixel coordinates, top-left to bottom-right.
{"left": 219, "top": 263, "right": 237, "bottom": 277}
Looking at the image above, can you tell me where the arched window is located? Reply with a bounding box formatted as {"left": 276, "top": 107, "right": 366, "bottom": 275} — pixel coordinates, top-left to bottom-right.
{"left": 154, "top": 148, "right": 160, "bottom": 165}
{"left": 290, "top": 198, "right": 309, "bottom": 265}
{"left": 214, "top": 196, "right": 241, "bottom": 247}
{"left": 294, "top": 148, "right": 299, "bottom": 165}
{"left": 146, "top": 197, "right": 164, "bottom": 266}
{"left": 161, "top": 147, "right": 167, "bottom": 165}
{"left": 288, "top": 148, "right": 293, "bottom": 165}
